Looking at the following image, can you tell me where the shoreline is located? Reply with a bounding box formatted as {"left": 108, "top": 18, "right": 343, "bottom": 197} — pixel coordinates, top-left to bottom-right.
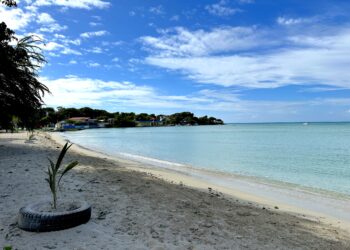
{"left": 51, "top": 131, "right": 350, "bottom": 232}
{"left": 2, "top": 131, "right": 350, "bottom": 249}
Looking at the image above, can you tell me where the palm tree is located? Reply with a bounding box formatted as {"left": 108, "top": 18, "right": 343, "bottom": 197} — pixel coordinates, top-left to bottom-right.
{"left": 0, "top": 21, "right": 50, "bottom": 129}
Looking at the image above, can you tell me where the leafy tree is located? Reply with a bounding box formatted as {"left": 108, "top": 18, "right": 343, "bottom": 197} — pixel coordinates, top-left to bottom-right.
{"left": 114, "top": 112, "right": 136, "bottom": 127}
{"left": 0, "top": 14, "right": 49, "bottom": 129}
{"left": 135, "top": 113, "right": 150, "bottom": 121}
{"left": 35, "top": 106, "right": 223, "bottom": 128}
{"left": 169, "top": 112, "right": 196, "bottom": 125}
{"left": 1, "top": 0, "right": 17, "bottom": 7}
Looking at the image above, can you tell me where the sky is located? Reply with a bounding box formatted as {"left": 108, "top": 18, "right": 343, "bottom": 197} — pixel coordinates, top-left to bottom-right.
{"left": 1, "top": 0, "right": 350, "bottom": 122}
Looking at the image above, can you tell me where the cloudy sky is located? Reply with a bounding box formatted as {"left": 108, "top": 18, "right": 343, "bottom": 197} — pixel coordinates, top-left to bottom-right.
{"left": 2, "top": 0, "right": 350, "bottom": 122}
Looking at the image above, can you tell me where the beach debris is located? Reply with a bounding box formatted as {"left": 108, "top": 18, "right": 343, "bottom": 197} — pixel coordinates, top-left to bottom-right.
{"left": 150, "top": 228, "right": 160, "bottom": 239}
{"left": 208, "top": 187, "right": 221, "bottom": 198}
{"left": 97, "top": 210, "right": 108, "bottom": 220}
{"left": 202, "top": 223, "right": 213, "bottom": 228}
{"left": 43, "top": 245, "right": 56, "bottom": 249}
{"left": 236, "top": 211, "right": 260, "bottom": 216}
{"left": 274, "top": 206, "right": 279, "bottom": 209}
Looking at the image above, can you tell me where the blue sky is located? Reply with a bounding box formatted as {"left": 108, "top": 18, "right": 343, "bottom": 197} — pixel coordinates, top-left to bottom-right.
{"left": 2, "top": 0, "right": 350, "bottom": 122}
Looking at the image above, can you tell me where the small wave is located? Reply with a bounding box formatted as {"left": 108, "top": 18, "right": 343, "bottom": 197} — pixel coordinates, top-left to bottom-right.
{"left": 117, "top": 152, "right": 186, "bottom": 169}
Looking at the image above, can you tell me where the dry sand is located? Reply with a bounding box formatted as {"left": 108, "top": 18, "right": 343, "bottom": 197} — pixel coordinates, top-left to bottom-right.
{"left": 1, "top": 131, "right": 350, "bottom": 250}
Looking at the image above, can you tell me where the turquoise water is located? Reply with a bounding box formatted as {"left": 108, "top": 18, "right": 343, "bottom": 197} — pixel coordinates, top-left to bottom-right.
{"left": 62, "top": 123, "right": 350, "bottom": 196}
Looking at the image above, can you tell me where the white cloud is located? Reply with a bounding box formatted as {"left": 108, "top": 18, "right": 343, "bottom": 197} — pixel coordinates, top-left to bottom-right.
{"left": 41, "top": 41, "right": 62, "bottom": 51}
{"left": 277, "top": 16, "right": 309, "bottom": 25}
{"left": 206, "top": 0, "right": 241, "bottom": 17}
{"left": 141, "top": 26, "right": 265, "bottom": 57}
{"left": 89, "top": 21, "right": 101, "bottom": 27}
{"left": 238, "top": 0, "right": 254, "bottom": 3}
{"left": 101, "top": 40, "right": 123, "bottom": 46}
{"left": 86, "top": 47, "right": 104, "bottom": 53}
{"left": 61, "top": 47, "right": 82, "bottom": 55}
{"left": 37, "top": 13, "right": 55, "bottom": 24}
{"left": 39, "top": 41, "right": 82, "bottom": 55}
{"left": 88, "top": 62, "right": 100, "bottom": 67}
{"left": 36, "top": 12, "right": 67, "bottom": 33}
{"left": 41, "top": 76, "right": 350, "bottom": 122}
{"left": 92, "top": 15, "right": 102, "bottom": 20}
{"left": 69, "top": 60, "right": 77, "bottom": 64}
{"left": 300, "top": 87, "right": 347, "bottom": 93}
{"left": 0, "top": 5, "right": 69, "bottom": 33}
{"left": 39, "top": 23, "right": 67, "bottom": 33}
{"left": 68, "top": 39, "right": 81, "bottom": 46}
{"left": 42, "top": 76, "right": 158, "bottom": 107}
{"left": 143, "top": 26, "right": 350, "bottom": 89}
{"left": 52, "top": 34, "right": 81, "bottom": 46}
{"left": 0, "top": 5, "right": 34, "bottom": 30}
{"left": 80, "top": 30, "right": 108, "bottom": 38}
{"left": 53, "top": 34, "right": 66, "bottom": 39}
{"left": 149, "top": 5, "right": 164, "bottom": 15}
{"left": 33, "top": 0, "right": 110, "bottom": 9}
{"left": 170, "top": 15, "right": 179, "bottom": 21}
{"left": 40, "top": 76, "right": 240, "bottom": 112}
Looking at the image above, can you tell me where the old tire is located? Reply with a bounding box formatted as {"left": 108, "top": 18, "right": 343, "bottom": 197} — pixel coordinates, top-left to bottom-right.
{"left": 18, "top": 200, "right": 91, "bottom": 232}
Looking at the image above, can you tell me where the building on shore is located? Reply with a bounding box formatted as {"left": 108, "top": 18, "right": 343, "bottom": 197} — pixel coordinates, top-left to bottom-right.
{"left": 135, "top": 117, "right": 163, "bottom": 127}
{"left": 55, "top": 117, "right": 109, "bottom": 131}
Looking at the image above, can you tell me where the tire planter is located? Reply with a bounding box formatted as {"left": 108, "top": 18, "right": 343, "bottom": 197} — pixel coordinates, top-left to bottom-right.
{"left": 18, "top": 200, "right": 91, "bottom": 232}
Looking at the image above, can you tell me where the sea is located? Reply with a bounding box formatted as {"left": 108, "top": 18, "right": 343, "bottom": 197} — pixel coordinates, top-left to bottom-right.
{"left": 61, "top": 123, "right": 350, "bottom": 198}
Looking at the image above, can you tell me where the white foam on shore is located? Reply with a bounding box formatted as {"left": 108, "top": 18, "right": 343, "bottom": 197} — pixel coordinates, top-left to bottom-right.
{"left": 55, "top": 131, "right": 350, "bottom": 230}
{"left": 119, "top": 150, "right": 350, "bottom": 223}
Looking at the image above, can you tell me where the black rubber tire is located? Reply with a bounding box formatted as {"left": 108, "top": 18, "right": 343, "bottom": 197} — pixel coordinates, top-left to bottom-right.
{"left": 18, "top": 200, "right": 91, "bottom": 232}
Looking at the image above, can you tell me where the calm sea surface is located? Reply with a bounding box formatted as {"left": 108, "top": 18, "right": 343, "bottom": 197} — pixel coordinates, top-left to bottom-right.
{"left": 61, "top": 123, "right": 350, "bottom": 196}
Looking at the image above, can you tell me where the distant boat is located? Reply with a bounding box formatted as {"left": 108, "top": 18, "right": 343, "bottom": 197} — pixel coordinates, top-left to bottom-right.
{"left": 303, "top": 122, "right": 309, "bottom": 126}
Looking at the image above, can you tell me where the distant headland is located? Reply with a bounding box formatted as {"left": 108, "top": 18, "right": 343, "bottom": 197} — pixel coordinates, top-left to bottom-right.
{"left": 38, "top": 107, "right": 224, "bottom": 131}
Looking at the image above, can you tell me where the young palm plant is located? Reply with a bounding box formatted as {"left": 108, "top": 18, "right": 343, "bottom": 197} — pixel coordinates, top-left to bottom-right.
{"left": 47, "top": 142, "right": 78, "bottom": 209}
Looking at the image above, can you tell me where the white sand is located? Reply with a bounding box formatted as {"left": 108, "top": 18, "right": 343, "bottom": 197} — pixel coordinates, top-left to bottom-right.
{"left": 1, "top": 131, "right": 350, "bottom": 249}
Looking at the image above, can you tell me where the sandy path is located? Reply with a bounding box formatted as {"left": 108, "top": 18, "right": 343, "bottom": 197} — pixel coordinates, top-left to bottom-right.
{"left": 1, "top": 132, "right": 350, "bottom": 250}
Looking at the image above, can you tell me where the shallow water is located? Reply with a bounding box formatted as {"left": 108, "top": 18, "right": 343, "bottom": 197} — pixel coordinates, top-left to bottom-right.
{"left": 62, "top": 123, "right": 350, "bottom": 196}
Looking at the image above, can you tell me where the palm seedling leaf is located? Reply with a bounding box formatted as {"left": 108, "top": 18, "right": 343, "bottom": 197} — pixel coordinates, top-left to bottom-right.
{"left": 55, "top": 142, "right": 72, "bottom": 172}
{"left": 46, "top": 142, "right": 78, "bottom": 208}
{"left": 58, "top": 161, "right": 79, "bottom": 187}
{"left": 48, "top": 158, "right": 55, "bottom": 172}
{"left": 46, "top": 166, "right": 54, "bottom": 193}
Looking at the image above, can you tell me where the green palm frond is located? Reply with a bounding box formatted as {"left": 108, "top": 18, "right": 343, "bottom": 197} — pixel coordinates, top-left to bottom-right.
{"left": 46, "top": 142, "right": 78, "bottom": 209}
{"left": 58, "top": 161, "right": 78, "bottom": 187}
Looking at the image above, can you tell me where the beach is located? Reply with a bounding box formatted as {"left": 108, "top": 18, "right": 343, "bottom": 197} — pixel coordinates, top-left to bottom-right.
{"left": 1, "top": 131, "right": 350, "bottom": 249}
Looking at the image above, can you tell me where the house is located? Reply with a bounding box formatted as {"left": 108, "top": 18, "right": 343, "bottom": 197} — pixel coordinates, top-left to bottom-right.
{"left": 55, "top": 117, "right": 98, "bottom": 130}
{"left": 135, "top": 118, "right": 162, "bottom": 127}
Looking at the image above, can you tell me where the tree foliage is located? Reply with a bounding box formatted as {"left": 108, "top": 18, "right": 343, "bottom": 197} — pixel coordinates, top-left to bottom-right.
{"left": 38, "top": 107, "right": 224, "bottom": 128}
{"left": 0, "top": 21, "right": 49, "bottom": 129}
{"left": 1, "top": 0, "right": 17, "bottom": 7}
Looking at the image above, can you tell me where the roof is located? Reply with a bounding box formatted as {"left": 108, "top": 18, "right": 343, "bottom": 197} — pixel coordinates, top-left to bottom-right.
{"left": 67, "top": 117, "right": 90, "bottom": 121}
